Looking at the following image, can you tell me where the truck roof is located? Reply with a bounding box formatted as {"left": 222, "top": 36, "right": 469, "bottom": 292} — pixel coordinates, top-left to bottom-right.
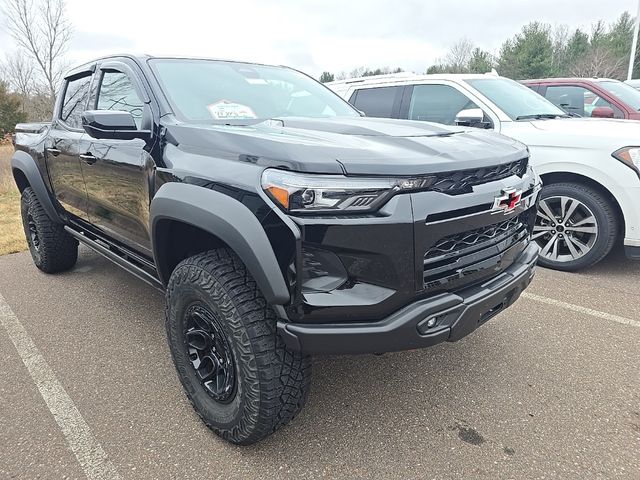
{"left": 326, "top": 72, "right": 500, "bottom": 87}
{"left": 64, "top": 54, "right": 285, "bottom": 78}
{"left": 521, "top": 77, "right": 618, "bottom": 84}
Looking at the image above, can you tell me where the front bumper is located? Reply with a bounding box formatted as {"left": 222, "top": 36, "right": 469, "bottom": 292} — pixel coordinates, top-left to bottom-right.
{"left": 278, "top": 242, "right": 538, "bottom": 354}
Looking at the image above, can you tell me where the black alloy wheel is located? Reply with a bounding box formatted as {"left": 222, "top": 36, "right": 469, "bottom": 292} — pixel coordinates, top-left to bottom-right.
{"left": 185, "top": 304, "right": 236, "bottom": 403}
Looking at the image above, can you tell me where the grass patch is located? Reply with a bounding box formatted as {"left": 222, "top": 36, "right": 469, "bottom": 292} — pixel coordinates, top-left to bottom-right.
{"left": 0, "top": 144, "right": 14, "bottom": 192}
{"left": 0, "top": 145, "right": 28, "bottom": 255}
{"left": 0, "top": 190, "right": 27, "bottom": 255}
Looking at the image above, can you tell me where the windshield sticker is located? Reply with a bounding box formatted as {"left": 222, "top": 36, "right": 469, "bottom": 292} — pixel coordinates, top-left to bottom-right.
{"left": 245, "top": 78, "right": 268, "bottom": 85}
{"left": 207, "top": 100, "right": 257, "bottom": 120}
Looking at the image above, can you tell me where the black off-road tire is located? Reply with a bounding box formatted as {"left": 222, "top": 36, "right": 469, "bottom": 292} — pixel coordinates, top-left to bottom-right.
{"left": 20, "top": 187, "right": 78, "bottom": 273}
{"left": 165, "top": 248, "right": 311, "bottom": 445}
{"left": 535, "top": 182, "right": 618, "bottom": 271}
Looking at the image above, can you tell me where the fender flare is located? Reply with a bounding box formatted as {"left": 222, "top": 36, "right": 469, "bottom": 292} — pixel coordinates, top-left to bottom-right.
{"left": 11, "top": 150, "right": 62, "bottom": 223}
{"left": 150, "top": 182, "right": 290, "bottom": 305}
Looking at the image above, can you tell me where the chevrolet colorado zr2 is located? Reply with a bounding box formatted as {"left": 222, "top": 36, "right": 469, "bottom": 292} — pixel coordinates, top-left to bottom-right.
{"left": 11, "top": 55, "right": 540, "bottom": 445}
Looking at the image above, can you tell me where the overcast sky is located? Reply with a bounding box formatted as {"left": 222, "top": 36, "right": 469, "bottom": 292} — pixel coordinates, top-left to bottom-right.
{"left": 1, "top": 0, "right": 639, "bottom": 77}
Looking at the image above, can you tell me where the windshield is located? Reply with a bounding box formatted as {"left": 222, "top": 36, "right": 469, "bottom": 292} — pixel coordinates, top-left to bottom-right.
{"left": 149, "top": 59, "right": 359, "bottom": 123}
{"left": 598, "top": 80, "right": 640, "bottom": 111}
{"left": 465, "top": 77, "right": 567, "bottom": 120}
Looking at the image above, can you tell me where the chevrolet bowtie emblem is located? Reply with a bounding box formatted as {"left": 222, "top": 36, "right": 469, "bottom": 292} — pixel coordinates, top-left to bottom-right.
{"left": 492, "top": 188, "right": 522, "bottom": 214}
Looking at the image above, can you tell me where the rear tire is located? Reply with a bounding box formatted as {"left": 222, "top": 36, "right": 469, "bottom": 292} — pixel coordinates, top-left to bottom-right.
{"left": 533, "top": 182, "right": 618, "bottom": 271}
{"left": 20, "top": 187, "right": 78, "bottom": 273}
{"left": 165, "top": 248, "right": 311, "bottom": 445}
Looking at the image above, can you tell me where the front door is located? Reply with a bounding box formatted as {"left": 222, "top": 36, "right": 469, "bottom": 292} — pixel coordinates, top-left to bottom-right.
{"left": 79, "top": 64, "right": 154, "bottom": 255}
{"left": 542, "top": 84, "right": 624, "bottom": 118}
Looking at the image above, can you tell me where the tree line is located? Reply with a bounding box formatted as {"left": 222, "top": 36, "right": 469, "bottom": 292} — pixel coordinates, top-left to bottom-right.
{"left": 319, "top": 12, "right": 640, "bottom": 82}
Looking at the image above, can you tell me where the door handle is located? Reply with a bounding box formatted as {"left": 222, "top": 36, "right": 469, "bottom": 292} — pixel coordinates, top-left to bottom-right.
{"left": 46, "top": 148, "right": 61, "bottom": 156}
{"left": 80, "top": 153, "right": 97, "bottom": 165}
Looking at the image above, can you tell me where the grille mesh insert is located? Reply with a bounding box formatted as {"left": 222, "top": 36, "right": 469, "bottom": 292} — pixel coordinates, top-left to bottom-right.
{"left": 429, "top": 158, "right": 528, "bottom": 194}
{"left": 423, "top": 215, "right": 528, "bottom": 291}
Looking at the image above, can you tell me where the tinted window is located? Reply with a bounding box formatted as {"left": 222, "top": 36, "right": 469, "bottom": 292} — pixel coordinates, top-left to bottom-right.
{"left": 60, "top": 75, "right": 92, "bottom": 129}
{"left": 408, "top": 84, "right": 477, "bottom": 124}
{"left": 351, "top": 86, "right": 402, "bottom": 118}
{"left": 544, "top": 85, "right": 621, "bottom": 118}
{"left": 97, "top": 71, "right": 144, "bottom": 128}
{"left": 150, "top": 59, "right": 357, "bottom": 123}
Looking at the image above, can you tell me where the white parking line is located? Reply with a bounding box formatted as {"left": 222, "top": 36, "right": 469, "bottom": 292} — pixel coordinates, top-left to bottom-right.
{"left": 0, "top": 293, "right": 121, "bottom": 480}
{"left": 522, "top": 292, "right": 640, "bottom": 329}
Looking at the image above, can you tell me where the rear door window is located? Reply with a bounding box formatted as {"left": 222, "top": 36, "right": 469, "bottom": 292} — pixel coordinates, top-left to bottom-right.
{"left": 60, "top": 74, "right": 92, "bottom": 129}
{"left": 350, "top": 86, "right": 403, "bottom": 118}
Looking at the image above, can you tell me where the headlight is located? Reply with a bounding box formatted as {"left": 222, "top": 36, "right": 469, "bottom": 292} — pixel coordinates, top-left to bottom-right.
{"left": 612, "top": 147, "right": 640, "bottom": 176}
{"left": 261, "top": 169, "right": 433, "bottom": 213}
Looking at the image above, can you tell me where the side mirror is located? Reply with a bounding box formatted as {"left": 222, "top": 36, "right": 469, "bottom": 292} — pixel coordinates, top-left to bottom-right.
{"left": 82, "top": 110, "right": 151, "bottom": 141}
{"left": 455, "top": 108, "right": 491, "bottom": 129}
{"left": 591, "top": 106, "right": 614, "bottom": 118}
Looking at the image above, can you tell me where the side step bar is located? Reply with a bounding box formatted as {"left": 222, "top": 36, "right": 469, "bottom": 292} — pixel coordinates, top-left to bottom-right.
{"left": 64, "top": 226, "right": 164, "bottom": 291}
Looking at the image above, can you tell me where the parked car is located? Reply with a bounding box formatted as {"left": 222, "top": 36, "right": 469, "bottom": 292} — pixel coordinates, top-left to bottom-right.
{"left": 329, "top": 73, "right": 640, "bottom": 271}
{"left": 522, "top": 77, "right": 640, "bottom": 120}
{"left": 11, "top": 55, "right": 540, "bottom": 445}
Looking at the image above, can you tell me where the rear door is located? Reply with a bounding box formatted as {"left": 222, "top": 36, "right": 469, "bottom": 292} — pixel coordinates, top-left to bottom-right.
{"left": 46, "top": 70, "right": 93, "bottom": 221}
{"left": 79, "top": 60, "right": 155, "bottom": 255}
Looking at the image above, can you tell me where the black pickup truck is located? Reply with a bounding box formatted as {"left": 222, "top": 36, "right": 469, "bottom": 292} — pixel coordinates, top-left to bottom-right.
{"left": 12, "top": 55, "right": 540, "bottom": 445}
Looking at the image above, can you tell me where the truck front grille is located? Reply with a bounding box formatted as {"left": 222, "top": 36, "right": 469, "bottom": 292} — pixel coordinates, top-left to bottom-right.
{"left": 430, "top": 158, "right": 528, "bottom": 195}
{"left": 423, "top": 215, "right": 529, "bottom": 291}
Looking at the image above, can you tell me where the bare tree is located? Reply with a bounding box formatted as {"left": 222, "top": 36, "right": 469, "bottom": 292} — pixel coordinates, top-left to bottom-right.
{"left": 570, "top": 45, "right": 626, "bottom": 78}
{"left": 3, "top": 52, "right": 35, "bottom": 110}
{"left": 444, "top": 38, "right": 475, "bottom": 73}
{"left": 3, "top": 0, "right": 72, "bottom": 99}
{"left": 551, "top": 24, "right": 569, "bottom": 71}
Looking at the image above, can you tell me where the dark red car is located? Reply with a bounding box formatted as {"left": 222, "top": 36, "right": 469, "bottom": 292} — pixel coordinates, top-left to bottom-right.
{"left": 522, "top": 78, "right": 640, "bottom": 120}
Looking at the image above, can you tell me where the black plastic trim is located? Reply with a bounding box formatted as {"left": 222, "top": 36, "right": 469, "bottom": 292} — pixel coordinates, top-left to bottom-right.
{"left": 11, "top": 150, "right": 62, "bottom": 223}
{"left": 64, "top": 226, "right": 164, "bottom": 291}
{"left": 278, "top": 242, "right": 538, "bottom": 354}
{"left": 624, "top": 245, "right": 640, "bottom": 260}
{"left": 150, "top": 182, "right": 290, "bottom": 305}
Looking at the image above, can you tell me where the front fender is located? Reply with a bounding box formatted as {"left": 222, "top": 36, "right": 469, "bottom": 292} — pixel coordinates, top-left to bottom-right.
{"left": 11, "top": 150, "right": 62, "bottom": 223}
{"left": 150, "top": 182, "right": 290, "bottom": 305}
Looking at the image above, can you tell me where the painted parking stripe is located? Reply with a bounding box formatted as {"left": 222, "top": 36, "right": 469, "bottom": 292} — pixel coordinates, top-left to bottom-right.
{"left": 522, "top": 292, "right": 640, "bottom": 329}
{"left": 0, "top": 293, "right": 121, "bottom": 480}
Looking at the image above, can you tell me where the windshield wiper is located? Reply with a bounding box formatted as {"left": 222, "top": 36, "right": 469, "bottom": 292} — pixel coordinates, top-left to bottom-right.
{"left": 515, "top": 113, "right": 569, "bottom": 120}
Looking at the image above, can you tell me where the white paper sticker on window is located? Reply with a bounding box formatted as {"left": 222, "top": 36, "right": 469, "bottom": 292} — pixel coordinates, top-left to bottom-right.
{"left": 246, "top": 78, "right": 268, "bottom": 85}
{"left": 207, "top": 100, "right": 257, "bottom": 120}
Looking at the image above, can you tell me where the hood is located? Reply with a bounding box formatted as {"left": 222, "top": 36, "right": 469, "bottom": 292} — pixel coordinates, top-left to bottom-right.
{"left": 165, "top": 116, "right": 527, "bottom": 176}
{"left": 529, "top": 117, "right": 640, "bottom": 138}
{"left": 501, "top": 117, "right": 640, "bottom": 152}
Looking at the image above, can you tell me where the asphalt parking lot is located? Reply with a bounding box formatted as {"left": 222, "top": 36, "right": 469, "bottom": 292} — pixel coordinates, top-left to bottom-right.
{"left": 0, "top": 247, "right": 638, "bottom": 480}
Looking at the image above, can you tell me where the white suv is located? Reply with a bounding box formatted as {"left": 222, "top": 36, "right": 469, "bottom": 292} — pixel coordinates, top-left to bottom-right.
{"left": 329, "top": 73, "right": 640, "bottom": 271}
